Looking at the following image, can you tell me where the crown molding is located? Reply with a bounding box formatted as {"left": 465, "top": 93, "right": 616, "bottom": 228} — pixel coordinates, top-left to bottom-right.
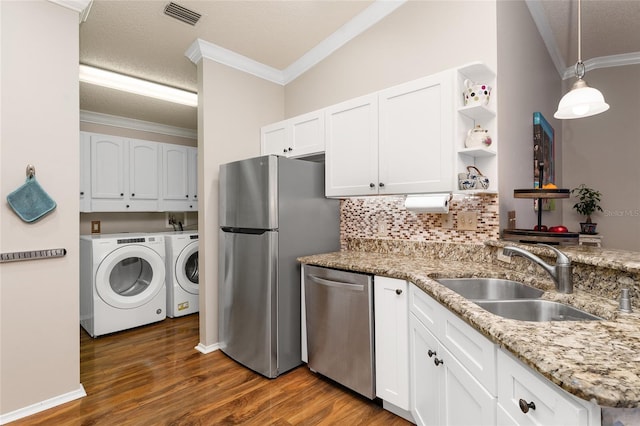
{"left": 186, "top": 39, "right": 285, "bottom": 85}
{"left": 80, "top": 110, "right": 197, "bottom": 140}
{"left": 47, "top": 0, "right": 93, "bottom": 22}
{"left": 186, "top": 0, "right": 406, "bottom": 86}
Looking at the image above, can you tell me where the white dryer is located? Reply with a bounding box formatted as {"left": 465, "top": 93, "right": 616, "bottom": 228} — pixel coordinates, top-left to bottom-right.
{"left": 163, "top": 231, "right": 199, "bottom": 317}
{"left": 80, "top": 233, "right": 166, "bottom": 337}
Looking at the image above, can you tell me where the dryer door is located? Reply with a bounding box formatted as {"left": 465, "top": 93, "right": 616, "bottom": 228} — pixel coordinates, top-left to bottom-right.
{"left": 95, "top": 245, "right": 166, "bottom": 309}
{"left": 176, "top": 241, "right": 199, "bottom": 294}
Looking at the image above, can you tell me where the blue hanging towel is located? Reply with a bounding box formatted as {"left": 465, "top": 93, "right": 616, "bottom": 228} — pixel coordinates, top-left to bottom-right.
{"left": 7, "top": 176, "right": 56, "bottom": 223}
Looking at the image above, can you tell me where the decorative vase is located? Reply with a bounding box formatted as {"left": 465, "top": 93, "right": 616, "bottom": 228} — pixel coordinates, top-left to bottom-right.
{"left": 580, "top": 223, "right": 598, "bottom": 234}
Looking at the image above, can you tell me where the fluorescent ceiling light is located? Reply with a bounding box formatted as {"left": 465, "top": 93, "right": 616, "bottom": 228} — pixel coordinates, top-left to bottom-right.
{"left": 79, "top": 65, "right": 198, "bottom": 107}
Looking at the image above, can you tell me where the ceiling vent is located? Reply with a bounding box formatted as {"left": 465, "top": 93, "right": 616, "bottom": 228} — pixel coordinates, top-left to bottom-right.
{"left": 164, "top": 2, "right": 201, "bottom": 26}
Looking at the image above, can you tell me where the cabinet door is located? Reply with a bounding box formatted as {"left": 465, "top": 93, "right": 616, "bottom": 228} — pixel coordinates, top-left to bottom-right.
{"left": 261, "top": 121, "right": 288, "bottom": 156}
{"left": 410, "top": 314, "right": 440, "bottom": 426}
{"left": 325, "top": 94, "right": 379, "bottom": 197}
{"left": 79, "top": 133, "right": 91, "bottom": 212}
{"left": 439, "top": 343, "right": 496, "bottom": 426}
{"left": 290, "top": 111, "right": 325, "bottom": 158}
{"left": 162, "top": 144, "right": 189, "bottom": 201}
{"left": 90, "top": 134, "right": 126, "bottom": 201}
{"left": 378, "top": 71, "right": 454, "bottom": 194}
{"left": 375, "top": 277, "right": 410, "bottom": 410}
{"left": 129, "top": 139, "right": 159, "bottom": 201}
{"left": 187, "top": 147, "right": 198, "bottom": 210}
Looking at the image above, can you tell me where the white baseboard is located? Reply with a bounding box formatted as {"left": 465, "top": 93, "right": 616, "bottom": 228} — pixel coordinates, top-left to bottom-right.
{"left": 0, "top": 384, "right": 86, "bottom": 425}
{"left": 194, "top": 342, "right": 220, "bottom": 354}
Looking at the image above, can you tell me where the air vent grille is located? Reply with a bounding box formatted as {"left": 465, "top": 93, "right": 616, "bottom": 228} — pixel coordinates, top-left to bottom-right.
{"left": 164, "top": 2, "right": 201, "bottom": 26}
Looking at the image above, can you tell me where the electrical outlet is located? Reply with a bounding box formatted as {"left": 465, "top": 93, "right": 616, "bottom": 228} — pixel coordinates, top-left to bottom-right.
{"left": 165, "top": 212, "right": 187, "bottom": 229}
{"left": 440, "top": 213, "right": 454, "bottom": 229}
{"left": 457, "top": 211, "right": 478, "bottom": 231}
{"left": 91, "top": 220, "right": 101, "bottom": 234}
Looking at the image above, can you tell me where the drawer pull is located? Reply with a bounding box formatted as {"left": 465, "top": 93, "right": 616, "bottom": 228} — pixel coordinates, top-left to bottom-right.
{"left": 434, "top": 357, "right": 444, "bottom": 366}
{"left": 395, "top": 288, "right": 403, "bottom": 295}
{"left": 519, "top": 399, "right": 536, "bottom": 413}
{"left": 428, "top": 349, "right": 436, "bottom": 358}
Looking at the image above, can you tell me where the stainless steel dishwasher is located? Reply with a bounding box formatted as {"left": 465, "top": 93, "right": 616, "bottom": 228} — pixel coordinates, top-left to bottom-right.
{"left": 303, "top": 264, "right": 375, "bottom": 399}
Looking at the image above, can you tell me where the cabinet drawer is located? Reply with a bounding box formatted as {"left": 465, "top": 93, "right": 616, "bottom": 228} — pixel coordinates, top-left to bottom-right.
{"left": 497, "top": 349, "right": 595, "bottom": 426}
{"left": 409, "top": 283, "right": 440, "bottom": 333}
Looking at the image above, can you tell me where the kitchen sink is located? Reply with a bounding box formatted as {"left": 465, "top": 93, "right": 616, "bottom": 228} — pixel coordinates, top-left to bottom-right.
{"left": 436, "top": 278, "right": 544, "bottom": 300}
{"left": 474, "top": 300, "right": 602, "bottom": 322}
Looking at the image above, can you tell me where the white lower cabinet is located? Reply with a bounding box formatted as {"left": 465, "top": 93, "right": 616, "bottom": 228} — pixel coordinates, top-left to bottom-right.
{"left": 409, "top": 284, "right": 496, "bottom": 426}
{"left": 404, "top": 283, "right": 600, "bottom": 426}
{"left": 375, "top": 277, "right": 410, "bottom": 411}
{"left": 497, "top": 349, "right": 600, "bottom": 426}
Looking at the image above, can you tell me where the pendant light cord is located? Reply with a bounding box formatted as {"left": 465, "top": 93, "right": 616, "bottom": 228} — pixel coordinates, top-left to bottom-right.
{"left": 575, "top": 0, "right": 585, "bottom": 79}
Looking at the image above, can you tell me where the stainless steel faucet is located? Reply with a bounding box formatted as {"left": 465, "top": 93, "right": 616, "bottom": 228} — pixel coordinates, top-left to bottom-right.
{"left": 503, "top": 244, "right": 573, "bottom": 294}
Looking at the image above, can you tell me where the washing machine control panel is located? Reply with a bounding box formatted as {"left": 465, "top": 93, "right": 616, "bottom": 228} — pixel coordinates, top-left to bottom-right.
{"left": 117, "top": 237, "right": 146, "bottom": 244}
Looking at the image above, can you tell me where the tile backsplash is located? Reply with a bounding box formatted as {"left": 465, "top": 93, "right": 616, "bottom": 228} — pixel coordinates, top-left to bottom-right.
{"left": 340, "top": 194, "right": 500, "bottom": 249}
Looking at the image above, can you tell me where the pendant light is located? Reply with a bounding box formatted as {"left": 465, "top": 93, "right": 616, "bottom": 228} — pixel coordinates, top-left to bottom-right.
{"left": 554, "top": 0, "right": 609, "bottom": 119}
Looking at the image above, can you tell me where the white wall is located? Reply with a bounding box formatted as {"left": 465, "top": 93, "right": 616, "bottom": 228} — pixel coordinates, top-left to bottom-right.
{"left": 1, "top": 0, "right": 83, "bottom": 417}
{"left": 197, "top": 59, "right": 283, "bottom": 347}
{"left": 561, "top": 65, "right": 640, "bottom": 251}
{"left": 286, "top": 1, "right": 498, "bottom": 117}
{"left": 496, "top": 0, "right": 563, "bottom": 231}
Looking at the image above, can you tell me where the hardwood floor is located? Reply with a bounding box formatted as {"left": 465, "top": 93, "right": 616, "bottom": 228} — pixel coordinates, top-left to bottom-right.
{"left": 12, "top": 315, "right": 411, "bottom": 425}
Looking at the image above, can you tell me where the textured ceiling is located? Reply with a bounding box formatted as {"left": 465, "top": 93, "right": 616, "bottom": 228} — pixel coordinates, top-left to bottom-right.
{"left": 79, "top": 0, "right": 373, "bottom": 131}
{"left": 539, "top": 0, "right": 640, "bottom": 67}
{"left": 79, "top": 0, "right": 640, "bottom": 132}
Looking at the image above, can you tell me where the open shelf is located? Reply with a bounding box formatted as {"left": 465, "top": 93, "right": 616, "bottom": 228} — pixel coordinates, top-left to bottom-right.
{"left": 513, "top": 189, "right": 570, "bottom": 199}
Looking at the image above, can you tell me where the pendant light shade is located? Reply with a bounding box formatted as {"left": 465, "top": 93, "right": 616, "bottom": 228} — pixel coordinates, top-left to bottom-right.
{"left": 554, "top": 0, "right": 609, "bottom": 120}
{"left": 554, "top": 78, "right": 609, "bottom": 119}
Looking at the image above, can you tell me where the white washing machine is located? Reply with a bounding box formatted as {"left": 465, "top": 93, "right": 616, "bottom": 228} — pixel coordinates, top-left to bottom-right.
{"left": 80, "top": 233, "right": 167, "bottom": 337}
{"left": 163, "top": 231, "right": 199, "bottom": 317}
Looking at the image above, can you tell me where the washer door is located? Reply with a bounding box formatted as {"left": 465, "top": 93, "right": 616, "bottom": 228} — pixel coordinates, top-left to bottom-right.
{"left": 95, "top": 245, "right": 166, "bottom": 309}
{"left": 175, "top": 241, "right": 199, "bottom": 294}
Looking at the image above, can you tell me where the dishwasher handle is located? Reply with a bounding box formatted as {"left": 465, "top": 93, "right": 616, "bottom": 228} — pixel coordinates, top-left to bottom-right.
{"left": 308, "top": 274, "right": 365, "bottom": 292}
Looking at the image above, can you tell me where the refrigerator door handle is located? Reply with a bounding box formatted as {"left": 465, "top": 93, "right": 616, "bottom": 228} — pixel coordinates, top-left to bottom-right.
{"left": 308, "top": 274, "right": 365, "bottom": 292}
{"left": 220, "top": 227, "right": 269, "bottom": 235}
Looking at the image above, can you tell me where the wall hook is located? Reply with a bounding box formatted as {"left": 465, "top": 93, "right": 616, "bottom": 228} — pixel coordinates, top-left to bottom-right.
{"left": 26, "top": 164, "right": 35, "bottom": 179}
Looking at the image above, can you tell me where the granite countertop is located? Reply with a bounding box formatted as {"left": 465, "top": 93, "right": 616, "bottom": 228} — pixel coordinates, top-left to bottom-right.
{"left": 298, "top": 250, "right": 640, "bottom": 408}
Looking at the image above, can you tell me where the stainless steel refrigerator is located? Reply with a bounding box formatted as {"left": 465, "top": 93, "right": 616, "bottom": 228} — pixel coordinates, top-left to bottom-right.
{"left": 218, "top": 155, "right": 339, "bottom": 378}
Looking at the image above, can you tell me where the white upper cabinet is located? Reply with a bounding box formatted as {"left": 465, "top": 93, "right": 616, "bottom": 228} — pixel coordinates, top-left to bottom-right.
{"left": 90, "top": 134, "right": 126, "bottom": 202}
{"left": 80, "top": 131, "right": 197, "bottom": 212}
{"left": 161, "top": 144, "right": 190, "bottom": 211}
{"left": 289, "top": 111, "right": 325, "bottom": 157}
{"left": 325, "top": 70, "right": 455, "bottom": 197}
{"left": 378, "top": 71, "right": 454, "bottom": 194}
{"left": 129, "top": 140, "right": 160, "bottom": 202}
{"left": 79, "top": 133, "right": 91, "bottom": 212}
{"left": 261, "top": 110, "right": 325, "bottom": 158}
{"left": 325, "top": 94, "right": 379, "bottom": 197}
{"left": 90, "top": 135, "right": 160, "bottom": 211}
{"left": 261, "top": 121, "right": 288, "bottom": 156}
{"left": 187, "top": 146, "right": 198, "bottom": 209}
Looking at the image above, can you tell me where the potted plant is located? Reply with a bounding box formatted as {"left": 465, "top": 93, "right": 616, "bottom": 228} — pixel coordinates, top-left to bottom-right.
{"left": 571, "top": 184, "right": 603, "bottom": 234}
